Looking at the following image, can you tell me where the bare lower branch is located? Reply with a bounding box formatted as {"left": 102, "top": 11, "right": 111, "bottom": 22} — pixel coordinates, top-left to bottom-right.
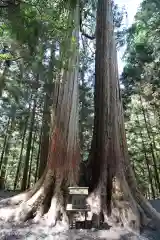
{"left": 81, "top": 29, "right": 95, "bottom": 40}
{"left": 80, "top": 9, "right": 95, "bottom": 40}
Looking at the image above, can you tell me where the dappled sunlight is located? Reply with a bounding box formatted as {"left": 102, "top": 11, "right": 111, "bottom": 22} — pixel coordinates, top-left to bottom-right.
{"left": 0, "top": 0, "right": 160, "bottom": 238}
{"left": 0, "top": 191, "right": 158, "bottom": 239}
{"left": 0, "top": 220, "right": 149, "bottom": 239}
{"left": 0, "top": 206, "right": 16, "bottom": 222}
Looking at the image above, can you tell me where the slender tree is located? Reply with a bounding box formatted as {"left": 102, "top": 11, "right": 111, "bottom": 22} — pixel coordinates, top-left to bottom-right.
{"left": 14, "top": 114, "right": 29, "bottom": 190}
{"left": 21, "top": 98, "right": 37, "bottom": 191}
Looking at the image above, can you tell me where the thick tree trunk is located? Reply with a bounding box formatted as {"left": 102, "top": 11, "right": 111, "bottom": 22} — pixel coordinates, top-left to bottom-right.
{"left": 38, "top": 44, "right": 55, "bottom": 178}
{"left": 0, "top": 1, "right": 80, "bottom": 227}
{"left": 87, "top": 0, "right": 160, "bottom": 231}
{"left": 38, "top": 92, "right": 51, "bottom": 178}
{"left": 79, "top": 72, "right": 85, "bottom": 159}
{"left": 88, "top": 0, "right": 118, "bottom": 220}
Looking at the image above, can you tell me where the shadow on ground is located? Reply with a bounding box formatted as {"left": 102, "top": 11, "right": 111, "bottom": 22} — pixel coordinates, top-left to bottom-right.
{"left": 0, "top": 191, "right": 160, "bottom": 239}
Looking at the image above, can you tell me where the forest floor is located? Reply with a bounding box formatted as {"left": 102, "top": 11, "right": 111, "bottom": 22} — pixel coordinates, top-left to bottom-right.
{"left": 0, "top": 191, "right": 159, "bottom": 240}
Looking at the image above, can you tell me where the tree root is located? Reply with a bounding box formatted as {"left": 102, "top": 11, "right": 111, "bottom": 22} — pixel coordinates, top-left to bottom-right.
{"left": 0, "top": 169, "right": 47, "bottom": 208}
{"left": 86, "top": 178, "right": 151, "bottom": 232}
{"left": 87, "top": 174, "right": 160, "bottom": 232}
{"left": 14, "top": 187, "right": 44, "bottom": 222}
{"left": 134, "top": 191, "right": 160, "bottom": 229}
{"left": 0, "top": 191, "right": 28, "bottom": 207}
{"left": 0, "top": 178, "right": 69, "bottom": 228}
{"left": 87, "top": 192, "right": 140, "bottom": 231}
{"left": 123, "top": 166, "right": 160, "bottom": 229}
{"left": 43, "top": 192, "right": 69, "bottom": 227}
{"left": 1, "top": 173, "right": 160, "bottom": 232}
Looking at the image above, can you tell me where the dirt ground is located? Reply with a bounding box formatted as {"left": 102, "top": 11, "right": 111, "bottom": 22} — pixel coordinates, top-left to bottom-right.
{"left": 0, "top": 191, "right": 159, "bottom": 240}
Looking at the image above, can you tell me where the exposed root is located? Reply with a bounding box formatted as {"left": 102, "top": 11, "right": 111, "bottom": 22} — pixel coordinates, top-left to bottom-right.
{"left": 111, "top": 200, "right": 139, "bottom": 230}
{"left": 14, "top": 187, "right": 44, "bottom": 222}
{"left": 87, "top": 187, "right": 107, "bottom": 229}
{"left": 134, "top": 191, "right": 160, "bottom": 229}
{"left": 87, "top": 172, "right": 160, "bottom": 232}
{"left": 118, "top": 175, "right": 140, "bottom": 231}
{"left": 0, "top": 191, "right": 28, "bottom": 207}
{"left": 86, "top": 178, "right": 144, "bottom": 232}
{"left": 0, "top": 177, "right": 69, "bottom": 229}
{"left": 123, "top": 164, "right": 160, "bottom": 228}
{"left": 0, "top": 169, "right": 47, "bottom": 208}
{"left": 87, "top": 190, "right": 101, "bottom": 215}
{"left": 43, "top": 192, "right": 68, "bottom": 228}
{"left": 87, "top": 179, "right": 160, "bottom": 233}
{"left": 0, "top": 205, "right": 17, "bottom": 222}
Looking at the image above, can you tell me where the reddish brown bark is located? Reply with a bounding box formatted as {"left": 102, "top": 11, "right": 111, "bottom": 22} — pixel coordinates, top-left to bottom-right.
{"left": 0, "top": 1, "right": 80, "bottom": 226}
{"left": 87, "top": 0, "right": 160, "bottom": 231}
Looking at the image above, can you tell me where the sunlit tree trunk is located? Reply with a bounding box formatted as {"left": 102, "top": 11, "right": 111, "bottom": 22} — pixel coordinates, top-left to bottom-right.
{"left": 87, "top": 0, "right": 160, "bottom": 231}
{"left": 88, "top": 0, "right": 119, "bottom": 219}
{"left": 38, "top": 93, "right": 51, "bottom": 178}
{"left": 1, "top": 1, "right": 80, "bottom": 226}
{"left": 79, "top": 71, "right": 85, "bottom": 158}
{"left": 38, "top": 45, "right": 55, "bottom": 178}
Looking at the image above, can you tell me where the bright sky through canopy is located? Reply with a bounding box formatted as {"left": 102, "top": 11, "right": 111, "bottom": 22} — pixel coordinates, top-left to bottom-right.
{"left": 115, "top": 0, "right": 142, "bottom": 74}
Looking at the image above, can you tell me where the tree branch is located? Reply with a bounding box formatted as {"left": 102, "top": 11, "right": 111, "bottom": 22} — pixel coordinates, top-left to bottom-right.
{"left": 80, "top": 8, "right": 95, "bottom": 40}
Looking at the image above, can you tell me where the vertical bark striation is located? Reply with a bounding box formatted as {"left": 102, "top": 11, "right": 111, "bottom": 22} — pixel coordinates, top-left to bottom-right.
{"left": 47, "top": 3, "right": 80, "bottom": 185}
{"left": 89, "top": 0, "right": 117, "bottom": 215}
{"left": 88, "top": 0, "right": 160, "bottom": 230}
{"left": 38, "top": 45, "right": 55, "bottom": 179}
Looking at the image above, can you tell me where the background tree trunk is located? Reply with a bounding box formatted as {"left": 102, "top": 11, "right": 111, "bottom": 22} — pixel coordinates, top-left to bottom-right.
{"left": 14, "top": 114, "right": 29, "bottom": 190}
{"left": 21, "top": 98, "right": 37, "bottom": 191}
{"left": 0, "top": 117, "right": 11, "bottom": 170}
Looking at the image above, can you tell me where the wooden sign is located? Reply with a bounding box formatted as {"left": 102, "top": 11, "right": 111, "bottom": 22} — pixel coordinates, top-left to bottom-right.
{"left": 68, "top": 187, "right": 88, "bottom": 195}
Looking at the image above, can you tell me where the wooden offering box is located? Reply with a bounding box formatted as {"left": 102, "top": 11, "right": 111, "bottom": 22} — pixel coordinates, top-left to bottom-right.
{"left": 67, "top": 187, "right": 89, "bottom": 210}
{"left": 66, "top": 187, "right": 90, "bottom": 228}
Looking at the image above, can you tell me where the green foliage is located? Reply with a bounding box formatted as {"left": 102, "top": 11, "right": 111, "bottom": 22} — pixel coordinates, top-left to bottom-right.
{"left": 0, "top": 53, "right": 12, "bottom": 60}
{"left": 121, "top": 0, "right": 160, "bottom": 198}
{"left": 1, "top": 0, "right": 159, "bottom": 200}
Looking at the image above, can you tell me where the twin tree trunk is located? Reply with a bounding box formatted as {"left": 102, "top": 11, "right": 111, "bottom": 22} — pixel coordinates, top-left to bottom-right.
{"left": 1, "top": 0, "right": 160, "bottom": 231}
